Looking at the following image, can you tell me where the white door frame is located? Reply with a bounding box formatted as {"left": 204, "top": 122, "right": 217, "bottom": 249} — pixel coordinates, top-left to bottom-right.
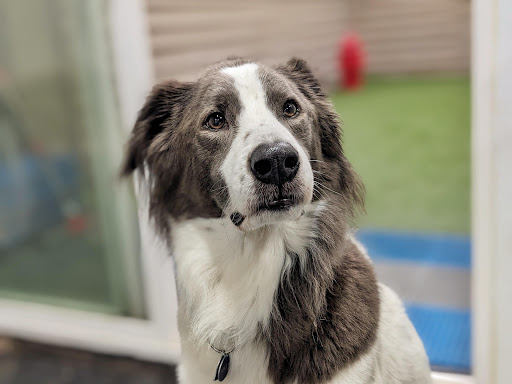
{"left": 472, "top": 0, "right": 512, "bottom": 383}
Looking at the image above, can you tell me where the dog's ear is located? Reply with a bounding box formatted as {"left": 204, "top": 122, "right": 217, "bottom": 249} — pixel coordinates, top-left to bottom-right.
{"left": 279, "top": 57, "right": 324, "bottom": 98}
{"left": 120, "top": 80, "right": 196, "bottom": 235}
{"left": 121, "top": 80, "right": 194, "bottom": 177}
{"left": 277, "top": 58, "right": 365, "bottom": 212}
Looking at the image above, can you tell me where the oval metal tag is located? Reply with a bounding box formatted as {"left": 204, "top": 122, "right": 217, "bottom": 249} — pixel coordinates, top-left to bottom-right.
{"left": 214, "top": 354, "right": 230, "bottom": 382}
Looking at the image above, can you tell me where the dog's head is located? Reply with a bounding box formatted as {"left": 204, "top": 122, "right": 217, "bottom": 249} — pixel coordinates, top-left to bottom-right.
{"left": 122, "top": 58, "right": 363, "bottom": 233}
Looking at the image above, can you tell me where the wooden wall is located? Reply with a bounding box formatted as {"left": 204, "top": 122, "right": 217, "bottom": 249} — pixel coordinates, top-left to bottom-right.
{"left": 347, "top": 0, "right": 471, "bottom": 74}
{"left": 145, "top": 0, "right": 349, "bottom": 85}
{"left": 145, "top": 0, "right": 470, "bottom": 85}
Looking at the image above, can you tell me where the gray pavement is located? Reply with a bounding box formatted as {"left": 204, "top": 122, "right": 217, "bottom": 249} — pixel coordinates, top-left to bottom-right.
{"left": 374, "top": 261, "right": 470, "bottom": 308}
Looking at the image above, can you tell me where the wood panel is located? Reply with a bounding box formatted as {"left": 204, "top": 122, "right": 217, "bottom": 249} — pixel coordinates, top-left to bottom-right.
{"left": 145, "top": 0, "right": 349, "bottom": 86}
{"left": 347, "top": 0, "right": 470, "bottom": 74}
{"left": 145, "top": 0, "right": 470, "bottom": 85}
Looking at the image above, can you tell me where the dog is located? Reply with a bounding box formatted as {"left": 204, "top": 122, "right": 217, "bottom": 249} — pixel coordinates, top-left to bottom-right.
{"left": 121, "top": 58, "right": 431, "bottom": 384}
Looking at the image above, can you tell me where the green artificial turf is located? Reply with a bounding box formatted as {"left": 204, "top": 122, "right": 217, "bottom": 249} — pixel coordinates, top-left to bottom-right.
{"left": 330, "top": 76, "right": 471, "bottom": 234}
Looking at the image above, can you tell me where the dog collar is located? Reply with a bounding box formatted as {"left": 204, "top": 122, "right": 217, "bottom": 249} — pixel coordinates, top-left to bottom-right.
{"left": 210, "top": 342, "right": 235, "bottom": 382}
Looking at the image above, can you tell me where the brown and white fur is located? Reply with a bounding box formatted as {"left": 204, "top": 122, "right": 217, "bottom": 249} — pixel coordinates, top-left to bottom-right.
{"left": 122, "top": 58, "right": 431, "bottom": 384}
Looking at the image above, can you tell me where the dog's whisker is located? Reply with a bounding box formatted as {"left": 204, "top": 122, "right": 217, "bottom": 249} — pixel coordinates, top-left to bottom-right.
{"left": 312, "top": 189, "right": 323, "bottom": 200}
{"left": 315, "top": 181, "right": 344, "bottom": 197}
{"left": 313, "top": 183, "right": 329, "bottom": 200}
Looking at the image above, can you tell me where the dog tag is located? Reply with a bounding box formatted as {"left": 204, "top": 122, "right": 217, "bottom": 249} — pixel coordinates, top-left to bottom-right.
{"left": 214, "top": 353, "right": 230, "bottom": 381}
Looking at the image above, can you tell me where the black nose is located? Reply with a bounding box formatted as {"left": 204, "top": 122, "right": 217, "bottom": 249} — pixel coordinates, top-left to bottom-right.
{"left": 250, "top": 142, "right": 300, "bottom": 185}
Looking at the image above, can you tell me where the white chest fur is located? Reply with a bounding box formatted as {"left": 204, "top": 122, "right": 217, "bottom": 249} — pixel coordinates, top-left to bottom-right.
{"left": 172, "top": 216, "right": 288, "bottom": 348}
{"left": 170, "top": 205, "right": 321, "bottom": 383}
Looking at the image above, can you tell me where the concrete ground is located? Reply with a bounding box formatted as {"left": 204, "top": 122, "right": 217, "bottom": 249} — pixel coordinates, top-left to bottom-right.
{"left": 375, "top": 261, "right": 470, "bottom": 308}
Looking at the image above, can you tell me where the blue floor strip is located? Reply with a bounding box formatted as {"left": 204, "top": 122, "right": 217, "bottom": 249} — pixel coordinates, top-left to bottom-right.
{"left": 355, "top": 229, "right": 472, "bottom": 371}
{"left": 405, "top": 303, "right": 471, "bottom": 372}
{"left": 356, "top": 229, "right": 471, "bottom": 268}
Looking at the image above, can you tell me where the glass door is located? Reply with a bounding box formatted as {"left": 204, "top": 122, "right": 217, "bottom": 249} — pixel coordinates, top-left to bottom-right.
{"left": 0, "top": 0, "right": 144, "bottom": 317}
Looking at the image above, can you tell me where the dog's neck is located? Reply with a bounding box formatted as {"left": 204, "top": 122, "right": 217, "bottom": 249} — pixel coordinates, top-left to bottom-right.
{"left": 170, "top": 202, "right": 325, "bottom": 350}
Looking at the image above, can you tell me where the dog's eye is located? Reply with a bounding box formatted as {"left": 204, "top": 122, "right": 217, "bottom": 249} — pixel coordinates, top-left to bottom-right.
{"left": 283, "top": 100, "right": 299, "bottom": 118}
{"left": 205, "top": 112, "right": 226, "bottom": 130}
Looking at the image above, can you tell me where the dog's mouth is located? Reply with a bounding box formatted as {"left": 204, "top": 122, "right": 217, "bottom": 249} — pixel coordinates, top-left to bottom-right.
{"left": 258, "top": 198, "right": 296, "bottom": 212}
{"left": 229, "top": 197, "right": 299, "bottom": 228}
{"left": 253, "top": 184, "right": 304, "bottom": 215}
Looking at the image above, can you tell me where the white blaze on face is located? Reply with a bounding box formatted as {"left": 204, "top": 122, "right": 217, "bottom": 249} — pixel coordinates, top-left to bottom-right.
{"left": 220, "top": 63, "right": 314, "bottom": 228}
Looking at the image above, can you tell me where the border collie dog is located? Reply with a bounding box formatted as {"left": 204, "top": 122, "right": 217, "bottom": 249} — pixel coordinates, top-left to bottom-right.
{"left": 122, "top": 58, "right": 431, "bottom": 384}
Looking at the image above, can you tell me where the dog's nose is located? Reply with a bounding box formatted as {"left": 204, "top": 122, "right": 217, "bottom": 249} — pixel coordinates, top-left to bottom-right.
{"left": 250, "top": 142, "right": 300, "bottom": 185}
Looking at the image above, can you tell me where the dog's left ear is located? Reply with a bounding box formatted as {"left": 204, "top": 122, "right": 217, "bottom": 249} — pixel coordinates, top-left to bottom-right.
{"left": 119, "top": 81, "right": 196, "bottom": 234}
{"left": 120, "top": 80, "right": 194, "bottom": 177}
{"left": 277, "top": 58, "right": 364, "bottom": 212}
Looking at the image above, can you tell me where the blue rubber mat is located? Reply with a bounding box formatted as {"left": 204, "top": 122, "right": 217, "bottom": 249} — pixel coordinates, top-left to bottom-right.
{"left": 405, "top": 303, "right": 471, "bottom": 372}
{"left": 356, "top": 229, "right": 471, "bottom": 268}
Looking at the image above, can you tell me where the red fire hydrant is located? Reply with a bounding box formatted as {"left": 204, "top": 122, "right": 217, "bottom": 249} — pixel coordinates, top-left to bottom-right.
{"left": 338, "top": 32, "right": 365, "bottom": 90}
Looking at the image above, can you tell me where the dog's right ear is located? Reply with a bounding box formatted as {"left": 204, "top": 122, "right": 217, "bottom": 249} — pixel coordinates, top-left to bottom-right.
{"left": 121, "top": 80, "right": 194, "bottom": 177}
